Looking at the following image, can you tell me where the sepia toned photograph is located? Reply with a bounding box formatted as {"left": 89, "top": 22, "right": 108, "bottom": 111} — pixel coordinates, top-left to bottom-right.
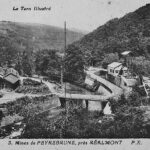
{"left": 0, "top": 0, "right": 150, "bottom": 143}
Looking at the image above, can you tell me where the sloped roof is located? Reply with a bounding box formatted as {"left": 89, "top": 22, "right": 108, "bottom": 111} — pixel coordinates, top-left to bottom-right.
{"left": 4, "top": 74, "right": 19, "bottom": 84}
{"left": 5, "top": 68, "right": 19, "bottom": 77}
{"left": 116, "top": 66, "right": 128, "bottom": 71}
{"left": 108, "top": 62, "right": 122, "bottom": 68}
{"left": 121, "top": 51, "right": 132, "bottom": 56}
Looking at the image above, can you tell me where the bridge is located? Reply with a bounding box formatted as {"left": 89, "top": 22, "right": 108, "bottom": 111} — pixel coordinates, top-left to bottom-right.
{"left": 20, "top": 73, "right": 122, "bottom": 111}
{"left": 58, "top": 93, "right": 112, "bottom": 101}
{"left": 54, "top": 90, "right": 115, "bottom": 111}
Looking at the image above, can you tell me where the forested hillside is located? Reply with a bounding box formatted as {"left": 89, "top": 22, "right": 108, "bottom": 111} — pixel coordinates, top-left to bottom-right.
{"left": 65, "top": 4, "right": 150, "bottom": 80}
{"left": 0, "top": 21, "right": 84, "bottom": 52}
{"left": 0, "top": 21, "right": 84, "bottom": 76}
{"left": 66, "top": 4, "right": 150, "bottom": 67}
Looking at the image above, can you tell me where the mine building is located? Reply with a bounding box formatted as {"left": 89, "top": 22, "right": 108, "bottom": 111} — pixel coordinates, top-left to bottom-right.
{"left": 107, "top": 62, "right": 128, "bottom": 77}
{"left": 3, "top": 68, "right": 20, "bottom": 90}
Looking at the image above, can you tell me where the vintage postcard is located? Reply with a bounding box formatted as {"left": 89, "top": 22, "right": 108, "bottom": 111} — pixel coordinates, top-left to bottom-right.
{"left": 0, "top": 0, "right": 150, "bottom": 149}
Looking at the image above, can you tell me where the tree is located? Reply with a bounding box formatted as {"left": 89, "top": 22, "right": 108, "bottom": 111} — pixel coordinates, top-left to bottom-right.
{"left": 15, "top": 52, "right": 24, "bottom": 75}
{"left": 131, "top": 56, "right": 150, "bottom": 76}
{"left": 22, "top": 50, "right": 35, "bottom": 76}
{"left": 35, "top": 49, "right": 61, "bottom": 78}
{"left": 0, "top": 37, "right": 19, "bottom": 66}
{"left": 65, "top": 45, "right": 85, "bottom": 82}
{"left": 102, "top": 53, "right": 120, "bottom": 68}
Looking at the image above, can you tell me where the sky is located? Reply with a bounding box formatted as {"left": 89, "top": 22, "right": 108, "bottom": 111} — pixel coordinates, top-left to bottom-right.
{"left": 0, "top": 0, "right": 149, "bottom": 32}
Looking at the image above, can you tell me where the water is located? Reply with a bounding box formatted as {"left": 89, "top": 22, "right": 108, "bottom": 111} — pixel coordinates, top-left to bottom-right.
{"left": 64, "top": 82, "right": 96, "bottom": 95}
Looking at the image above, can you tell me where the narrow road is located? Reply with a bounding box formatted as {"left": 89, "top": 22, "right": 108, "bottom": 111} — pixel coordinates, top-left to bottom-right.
{"left": 1, "top": 73, "right": 121, "bottom": 105}
{"left": 86, "top": 70, "right": 123, "bottom": 96}
{"left": 0, "top": 91, "right": 44, "bottom": 104}
{"left": 0, "top": 77, "right": 58, "bottom": 104}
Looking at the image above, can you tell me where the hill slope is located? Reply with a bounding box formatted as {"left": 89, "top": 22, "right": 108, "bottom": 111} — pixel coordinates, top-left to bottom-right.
{"left": 70, "top": 3, "right": 150, "bottom": 66}
{"left": 0, "top": 21, "right": 84, "bottom": 51}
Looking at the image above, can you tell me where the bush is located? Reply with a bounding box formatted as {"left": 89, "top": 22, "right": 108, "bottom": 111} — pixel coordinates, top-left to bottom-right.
{"left": 16, "top": 85, "right": 50, "bottom": 94}
{"left": 23, "top": 78, "right": 42, "bottom": 86}
{"left": 131, "top": 57, "right": 150, "bottom": 76}
{"left": 102, "top": 53, "right": 120, "bottom": 69}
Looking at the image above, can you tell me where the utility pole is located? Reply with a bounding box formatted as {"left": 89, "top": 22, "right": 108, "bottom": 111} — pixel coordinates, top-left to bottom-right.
{"left": 60, "top": 21, "right": 67, "bottom": 138}
{"left": 60, "top": 21, "right": 66, "bottom": 94}
{"left": 64, "top": 21, "right": 67, "bottom": 97}
{"left": 60, "top": 57, "right": 63, "bottom": 89}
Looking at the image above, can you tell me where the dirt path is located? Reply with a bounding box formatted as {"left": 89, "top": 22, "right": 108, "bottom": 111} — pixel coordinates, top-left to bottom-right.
{"left": 0, "top": 91, "right": 44, "bottom": 104}
{"left": 0, "top": 77, "right": 58, "bottom": 104}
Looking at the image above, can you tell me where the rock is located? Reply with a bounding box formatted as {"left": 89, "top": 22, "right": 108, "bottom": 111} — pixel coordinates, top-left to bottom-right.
{"left": 103, "top": 102, "right": 112, "bottom": 115}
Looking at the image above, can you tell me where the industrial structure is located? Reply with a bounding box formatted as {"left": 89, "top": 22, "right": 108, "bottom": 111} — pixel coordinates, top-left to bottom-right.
{"left": 0, "top": 67, "right": 20, "bottom": 90}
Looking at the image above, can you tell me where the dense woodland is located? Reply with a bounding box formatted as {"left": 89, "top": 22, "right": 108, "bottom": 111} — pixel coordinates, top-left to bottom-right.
{"left": 0, "top": 21, "right": 83, "bottom": 51}
{"left": 65, "top": 4, "right": 150, "bottom": 81}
